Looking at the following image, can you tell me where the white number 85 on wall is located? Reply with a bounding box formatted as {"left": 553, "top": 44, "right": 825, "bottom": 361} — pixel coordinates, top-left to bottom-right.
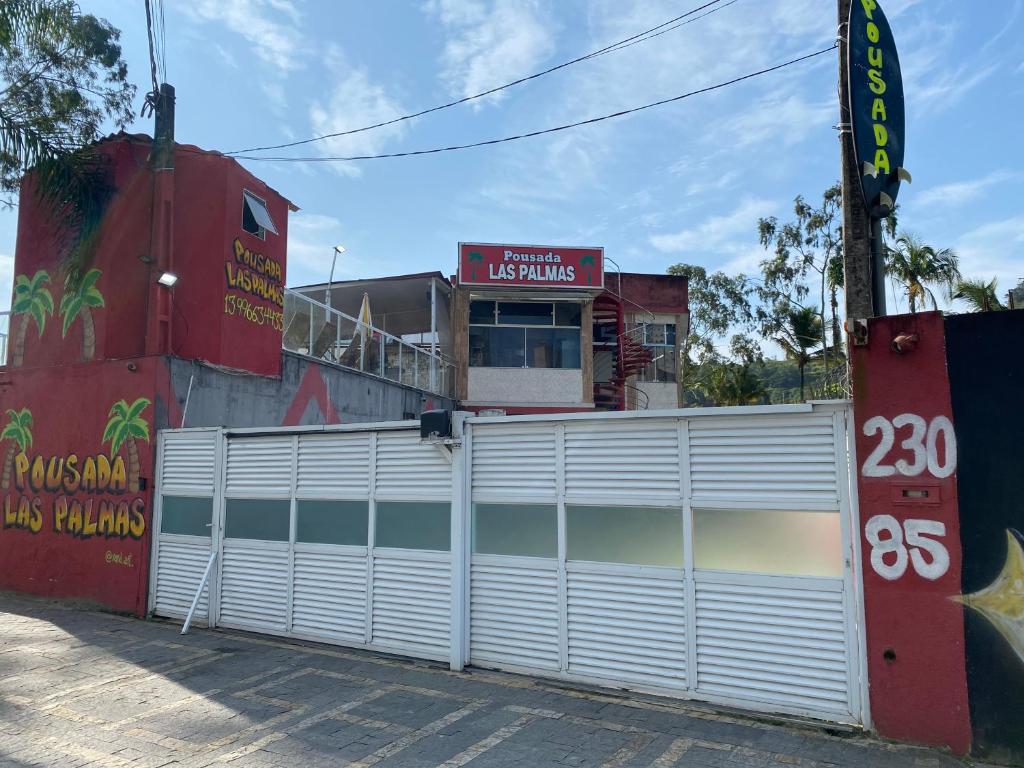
{"left": 865, "top": 515, "right": 950, "bottom": 580}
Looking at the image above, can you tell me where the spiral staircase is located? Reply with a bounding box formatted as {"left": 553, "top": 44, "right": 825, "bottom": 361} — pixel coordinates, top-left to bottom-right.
{"left": 592, "top": 292, "right": 652, "bottom": 411}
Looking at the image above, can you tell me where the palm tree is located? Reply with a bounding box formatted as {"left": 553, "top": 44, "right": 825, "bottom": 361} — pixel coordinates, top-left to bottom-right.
{"left": 10, "top": 270, "right": 53, "bottom": 366}
{"left": 102, "top": 398, "right": 151, "bottom": 493}
{"left": 60, "top": 268, "right": 104, "bottom": 359}
{"left": 886, "top": 233, "right": 961, "bottom": 313}
{"left": 776, "top": 306, "right": 822, "bottom": 402}
{"left": 704, "top": 364, "right": 768, "bottom": 406}
{"left": 0, "top": 408, "right": 32, "bottom": 489}
{"left": 953, "top": 277, "right": 1005, "bottom": 312}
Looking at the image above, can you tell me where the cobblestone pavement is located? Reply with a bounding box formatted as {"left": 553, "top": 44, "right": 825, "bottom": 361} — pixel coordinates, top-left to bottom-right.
{"left": 0, "top": 594, "right": 990, "bottom": 768}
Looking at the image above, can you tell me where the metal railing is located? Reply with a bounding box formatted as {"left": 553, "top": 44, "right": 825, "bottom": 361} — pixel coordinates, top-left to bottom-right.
{"left": 282, "top": 288, "right": 456, "bottom": 399}
{"left": 0, "top": 311, "right": 8, "bottom": 365}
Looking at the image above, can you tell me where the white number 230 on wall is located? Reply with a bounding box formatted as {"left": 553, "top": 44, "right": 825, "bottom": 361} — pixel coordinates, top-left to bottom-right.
{"left": 861, "top": 414, "right": 957, "bottom": 478}
{"left": 864, "top": 515, "right": 950, "bottom": 580}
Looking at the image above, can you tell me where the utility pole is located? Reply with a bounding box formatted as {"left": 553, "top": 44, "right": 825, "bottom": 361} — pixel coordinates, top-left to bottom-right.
{"left": 145, "top": 83, "right": 177, "bottom": 355}
{"left": 838, "top": 0, "right": 876, "bottom": 323}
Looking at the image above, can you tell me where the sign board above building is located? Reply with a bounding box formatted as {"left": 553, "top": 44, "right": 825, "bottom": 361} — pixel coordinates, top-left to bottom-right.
{"left": 848, "top": 0, "right": 906, "bottom": 215}
{"left": 458, "top": 242, "right": 604, "bottom": 290}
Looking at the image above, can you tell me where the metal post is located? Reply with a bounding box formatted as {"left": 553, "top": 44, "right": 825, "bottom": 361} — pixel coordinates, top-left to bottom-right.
{"left": 839, "top": 0, "right": 875, "bottom": 321}
{"left": 181, "top": 551, "right": 217, "bottom": 635}
{"left": 870, "top": 217, "right": 887, "bottom": 317}
{"left": 429, "top": 279, "right": 438, "bottom": 393}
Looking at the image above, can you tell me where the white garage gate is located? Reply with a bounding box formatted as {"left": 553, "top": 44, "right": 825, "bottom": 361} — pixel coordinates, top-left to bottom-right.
{"left": 150, "top": 403, "right": 864, "bottom": 724}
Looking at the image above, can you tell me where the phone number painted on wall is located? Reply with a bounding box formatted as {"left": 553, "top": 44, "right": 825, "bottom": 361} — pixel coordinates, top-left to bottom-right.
{"left": 224, "top": 294, "right": 284, "bottom": 330}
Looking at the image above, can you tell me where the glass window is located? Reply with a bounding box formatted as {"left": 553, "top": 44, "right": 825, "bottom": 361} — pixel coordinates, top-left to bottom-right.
{"left": 555, "top": 302, "right": 582, "bottom": 327}
{"left": 161, "top": 496, "right": 212, "bottom": 537}
{"left": 296, "top": 500, "right": 368, "bottom": 546}
{"left": 693, "top": 508, "right": 842, "bottom": 577}
{"left": 469, "top": 300, "right": 496, "bottom": 324}
{"left": 526, "top": 328, "right": 581, "bottom": 369}
{"left": 566, "top": 505, "right": 683, "bottom": 567}
{"left": 498, "top": 302, "right": 553, "bottom": 325}
{"left": 641, "top": 351, "right": 677, "bottom": 383}
{"left": 473, "top": 504, "right": 557, "bottom": 558}
{"left": 375, "top": 502, "right": 451, "bottom": 551}
{"left": 224, "top": 498, "right": 290, "bottom": 541}
{"left": 470, "top": 326, "right": 526, "bottom": 367}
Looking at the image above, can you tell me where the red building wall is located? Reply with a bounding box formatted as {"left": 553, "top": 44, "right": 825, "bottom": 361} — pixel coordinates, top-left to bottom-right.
{"left": 0, "top": 358, "right": 158, "bottom": 614}
{"left": 850, "top": 312, "right": 971, "bottom": 752}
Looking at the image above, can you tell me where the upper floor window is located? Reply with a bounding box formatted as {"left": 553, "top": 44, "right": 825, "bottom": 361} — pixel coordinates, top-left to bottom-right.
{"left": 469, "top": 300, "right": 581, "bottom": 369}
{"left": 637, "top": 322, "right": 677, "bottom": 383}
{"left": 241, "top": 190, "right": 278, "bottom": 240}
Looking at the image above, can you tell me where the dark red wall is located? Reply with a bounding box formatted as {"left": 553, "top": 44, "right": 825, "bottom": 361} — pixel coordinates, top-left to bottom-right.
{"left": 616, "top": 272, "right": 688, "bottom": 315}
{"left": 0, "top": 358, "right": 158, "bottom": 614}
{"left": 851, "top": 312, "right": 971, "bottom": 752}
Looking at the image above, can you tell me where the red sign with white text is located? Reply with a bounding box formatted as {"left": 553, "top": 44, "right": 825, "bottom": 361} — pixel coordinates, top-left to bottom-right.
{"left": 458, "top": 242, "right": 604, "bottom": 289}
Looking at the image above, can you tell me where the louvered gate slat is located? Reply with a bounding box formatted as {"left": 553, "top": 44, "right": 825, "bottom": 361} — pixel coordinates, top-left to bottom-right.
{"left": 376, "top": 432, "right": 451, "bottom": 497}
{"left": 470, "top": 558, "right": 559, "bottom": 671}
{"left": 564, "top": 420, "right": 680, "bottom": 501}
{"left": 219, "top": 545, "right": 289, "bottom": 631}
{"left": 296, "top": 433, "right": 370, "bottom": 496}
{"left": 371, "top": 553, "right": 450, "bottom": 660}
{"left": 472, "top": 424, "right": 556, "bottom": 498}
{"left": 292, "top": 547, "right": 367, "bottom": 641}
{"left": 153, "top": 538, "right": 210, "bottom": 619}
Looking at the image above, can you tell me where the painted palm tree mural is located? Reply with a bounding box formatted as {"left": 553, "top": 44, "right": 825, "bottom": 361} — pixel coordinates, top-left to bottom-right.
{"left": 580, "top": 254, "right": 596, "bottom": 285}
{"left": 1, "top": 408, "right": 32, "bottom": 490}
{"left": 60, "top": 268, "right": 104, "bottom": 359}
{"left": 102, "top": 398, "right": 151, "bottom": 493}
{"left": 468, "top": 251, "right": 483, "bottom": 281}
{"left": 11, "top": 271, "right": 53, "bottom": 366}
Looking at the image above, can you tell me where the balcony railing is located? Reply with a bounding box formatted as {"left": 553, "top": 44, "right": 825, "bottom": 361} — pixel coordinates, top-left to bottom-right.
{"left": 0, "top": 311, "right": 8, "bottom": 365}
{"left": 282, "top": 288, "right": 455, "bottom": 399}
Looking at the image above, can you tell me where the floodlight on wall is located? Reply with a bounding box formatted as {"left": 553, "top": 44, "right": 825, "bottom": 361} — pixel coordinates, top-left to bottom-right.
{"left": 157, "top": 272, "right": 179, "bottom": 287}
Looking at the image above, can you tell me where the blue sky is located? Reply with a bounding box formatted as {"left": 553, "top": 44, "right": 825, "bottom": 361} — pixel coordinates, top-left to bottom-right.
{"left": 1, "top": 0, "right": 1022, "bottom": 316}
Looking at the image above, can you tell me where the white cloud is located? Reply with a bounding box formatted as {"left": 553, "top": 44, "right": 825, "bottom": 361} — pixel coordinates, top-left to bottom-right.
{"left": 286, "top": 213, "right": 364, "bottom": 285}
{"left": 914, "top": 171, "right": 1017, "bottom": 209}
{"left": 0, "top": 252, "right": 12, "bottom": 312}
{"left": 424, "top": 0, "right": 555, "bottom": 108}
{"left": 718, "top": 92, "right": 834, "bottom": 150}
{"left": 955, "top": 215, "right": 1024, "bottom": 293}
{"left": 308, "top": 51, "right": 409, "bottom": 178}
{"left": 649, "top": 199, "right": 776, "bottom": 255}
{"left": 186, "top": 0, "right": 304, "bottom": 72}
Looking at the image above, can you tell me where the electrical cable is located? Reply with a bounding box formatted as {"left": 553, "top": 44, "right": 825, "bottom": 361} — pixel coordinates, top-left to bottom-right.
{"left": 141, "top": 0, "right": 161, "bottom": 117}
{"left": 224, "top": 0, "right": 737, "bottom": 156}
{"left": 227, "top": 44, "right": 837, "bottom": 164}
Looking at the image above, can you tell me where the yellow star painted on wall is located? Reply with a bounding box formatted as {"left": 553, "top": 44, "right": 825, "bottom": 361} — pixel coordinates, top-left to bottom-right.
{"left": 955, "top": 530, "right": 1024, "bottom": 665}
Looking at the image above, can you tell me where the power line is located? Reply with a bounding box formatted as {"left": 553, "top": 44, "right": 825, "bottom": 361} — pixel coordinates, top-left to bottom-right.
{"left": 225, "top": 0, "right": 739, "bottom": 156}
{"left": 229, "top": 44, "right": 836, "bottom": 164}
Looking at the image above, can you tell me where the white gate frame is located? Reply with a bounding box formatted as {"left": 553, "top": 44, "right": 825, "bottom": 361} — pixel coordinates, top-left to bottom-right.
{"left": 150, "top": 403, "right": 868, "bottom": 727}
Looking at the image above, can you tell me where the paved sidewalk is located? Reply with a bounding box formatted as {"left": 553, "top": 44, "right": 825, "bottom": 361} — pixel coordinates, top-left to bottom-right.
{"left": 0, "top": 593, "right": 987, "bottom": 768}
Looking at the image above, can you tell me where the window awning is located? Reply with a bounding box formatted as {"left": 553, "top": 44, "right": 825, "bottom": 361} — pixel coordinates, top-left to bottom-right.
{"left": 243, "top": 190, "right": 278, "bottom": 235}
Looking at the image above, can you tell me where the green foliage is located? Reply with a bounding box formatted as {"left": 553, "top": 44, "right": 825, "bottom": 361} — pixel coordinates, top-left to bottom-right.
{"left": 886, "top": 233, "right": 961, "bottom": 312}
{"left": 953, "top": 277, "right": 1004, "bottom": 313}
{"left": 102, "top": 397, "right": 150, "bottom": 457}
{"left": 12, "top": 269, "right": 53, "bottom": 334}
{"left": 59, "top": 266, "right": 103, "bottom": 336}
{"left": 0, "top": 0, "right": 133, "bottom": 284}
{"left": 1, "top": 407, "right": 33, "bottom": 452}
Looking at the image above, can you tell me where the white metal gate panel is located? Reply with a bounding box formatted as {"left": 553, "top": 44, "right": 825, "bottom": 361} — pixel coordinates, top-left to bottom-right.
{"left": 225, "top": 437, "right": 293, "bottom": 496}
{"left": 375, "top": 432, "right": 452, "bottom": 497}
{"left": 688, "top": 413, "right": 840, "bottom": 503}
{"left": 694, "top": 576, "right": 850, "bottom": 716}
{"left": 564, "top": 420, "right": 681, "bottom": 502}
{"left": 371, "top": 552, "right": 451, "bottom": 660}
{"left": 151, "top": 429, "right": 219, "bottom": 621}
{"left": 219, "top": 543, "right": 289, "bottom": 632}
{"left": 292, "top": 546, "right": 367, "bottom": 642}
{"left": 296, "top": 433, "right": 370, "bottom": 496}
{"left": 470, "top": 557, "right": 559, "bottom": 671}
{"left": 472, "top": 424, "right": 556, "bottom": 498}
{"left": 153, "top": 537, "right": 211, "bottom": 619}
{"left": 566, "top": 564, "right": 687, "bottom": 690}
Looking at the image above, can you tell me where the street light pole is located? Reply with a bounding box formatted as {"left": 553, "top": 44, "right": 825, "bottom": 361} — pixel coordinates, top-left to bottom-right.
{"left": 326, "top": 245, "right": 345, "bottom": 311}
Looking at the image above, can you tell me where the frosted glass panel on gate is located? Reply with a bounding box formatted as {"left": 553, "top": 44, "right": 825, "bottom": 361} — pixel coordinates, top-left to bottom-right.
{"left": 225, "top": 499, "right": 290, "bottom": 541}
{"left": 161, "top": 496, "right": 212, "bottom": 536}
{"left": 296, "top": 500, "right": 368, "bottom": 545}
{"left": 473, "top": 503, "right": 557, "bottom": 558}
{"left": 693, "top": 508, "right": 842, "bottom": 577}
{"left": 566, "top": 505, "right": 683, "bottom": 567}
{"left": 375, "top": 502, "right": 450, "bottom": 551}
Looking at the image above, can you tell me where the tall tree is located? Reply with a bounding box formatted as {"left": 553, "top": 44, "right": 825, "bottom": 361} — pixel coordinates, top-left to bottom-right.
{"left": 666, "top": 263, "right": 756, "bottom": 403}
{"left": 0, "top": 1, "right": 134, "bottom": 283}
{"left": 886, "top": 233, "right": 961, "bottom": 312}
{"left": 0, "top": 407, "right": 32, "bottom": 489}
{"left": 953, "top": 277, "right": 1005, "bottom": 313}
{"left": 700, "top": 361, "right": 768, "bottom": 407}
{"left": 757, "top": 184, "right": 842, "bottom": 376}
{"left": 775, "top": 306, "right": 822, "bottom": 402}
